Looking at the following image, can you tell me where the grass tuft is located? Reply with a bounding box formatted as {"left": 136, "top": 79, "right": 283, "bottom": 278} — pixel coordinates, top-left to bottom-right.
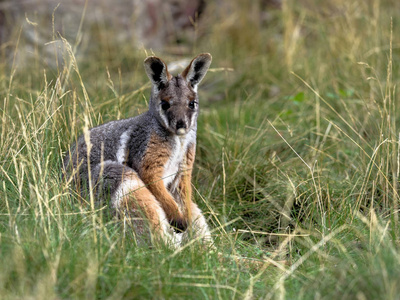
{"left": 1, "top": 0, "right": 400, "bottom": 298}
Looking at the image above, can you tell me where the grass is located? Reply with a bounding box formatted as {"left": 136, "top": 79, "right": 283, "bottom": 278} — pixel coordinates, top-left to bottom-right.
{"left": 1, "top": 0, "right": 400, "bottom": 298}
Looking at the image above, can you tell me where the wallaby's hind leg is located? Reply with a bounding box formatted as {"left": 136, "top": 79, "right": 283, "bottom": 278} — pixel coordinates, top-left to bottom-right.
{"left": 92, "top": 161, "right": 178, "bottom": 247}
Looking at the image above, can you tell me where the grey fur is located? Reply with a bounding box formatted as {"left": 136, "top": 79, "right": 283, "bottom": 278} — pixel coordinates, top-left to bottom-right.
{"left": 63, "top": 53, "right": 212, "bottom": 246}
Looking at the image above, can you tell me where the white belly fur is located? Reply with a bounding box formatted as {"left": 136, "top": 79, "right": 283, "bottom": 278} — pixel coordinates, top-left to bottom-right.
{"left": 162, "top": 130, "right": 195, "bottom": 188}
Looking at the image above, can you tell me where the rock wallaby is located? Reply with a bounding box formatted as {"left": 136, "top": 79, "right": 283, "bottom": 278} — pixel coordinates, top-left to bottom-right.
{"left": 64, "top": 53, "right": 212, "bottom": 247}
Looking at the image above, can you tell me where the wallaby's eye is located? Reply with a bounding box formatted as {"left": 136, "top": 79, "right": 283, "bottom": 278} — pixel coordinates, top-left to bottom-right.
{"left": 188, "top": 100, "right": 196, "bottom": 109}
{"left": 161, "top": 100, "right": 170, "bottom": 111}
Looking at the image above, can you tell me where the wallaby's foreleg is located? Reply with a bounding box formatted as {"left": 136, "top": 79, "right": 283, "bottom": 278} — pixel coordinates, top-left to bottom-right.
{"left": 140, "top": 134, "right": 187, "bottom": 229}
{"left": 176, "top": 144, "right": 195, "bottom": 222}
{"left": 177, "top": 145, "right": 212, "bottom": 243}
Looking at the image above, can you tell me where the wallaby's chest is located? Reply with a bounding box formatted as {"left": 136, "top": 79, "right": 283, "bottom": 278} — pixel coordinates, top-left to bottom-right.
{"left": 162, "top": 133, "right": 194, "bottom": 188}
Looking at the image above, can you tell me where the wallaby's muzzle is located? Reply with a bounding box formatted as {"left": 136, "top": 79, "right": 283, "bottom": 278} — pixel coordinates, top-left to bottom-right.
{"left": 176, "top": 120, "right": 187, "bottom": 136}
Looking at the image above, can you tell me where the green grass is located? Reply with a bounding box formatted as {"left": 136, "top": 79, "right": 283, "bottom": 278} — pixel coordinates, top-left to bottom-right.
{"left": 1, "top": 0, "right": 400, "bottom": 298}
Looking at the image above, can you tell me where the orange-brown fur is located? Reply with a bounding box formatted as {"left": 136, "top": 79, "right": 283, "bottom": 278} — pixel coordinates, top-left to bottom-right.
{"left": 176, "top": 144, "right": 196, "bottom": 223}
{"left": 64, "top": 53, "right": 212, "bottom": 247}
{"left": 118, "top": 172, "right": 164, "bottom": 232}
{"left": 139, "top": 133, "right": 190, "bottom": 227}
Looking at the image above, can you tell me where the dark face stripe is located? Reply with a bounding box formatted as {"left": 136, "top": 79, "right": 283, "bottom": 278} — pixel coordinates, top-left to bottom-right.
{"left": 174, "top": 77, "right": 180, "bottom": 88}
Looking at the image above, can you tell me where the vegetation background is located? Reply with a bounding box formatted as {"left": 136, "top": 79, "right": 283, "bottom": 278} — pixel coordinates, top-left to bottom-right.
{"left": 1, "top": 0, "right": 400, "bottom": 298}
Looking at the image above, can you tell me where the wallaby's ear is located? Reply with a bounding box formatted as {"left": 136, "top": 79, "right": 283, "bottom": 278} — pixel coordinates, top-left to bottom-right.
{"left": 182, "top": 53, "right": 212, "bottom": 89}
{"left": 144, "top": 56, "right": 172, "bottom": 90}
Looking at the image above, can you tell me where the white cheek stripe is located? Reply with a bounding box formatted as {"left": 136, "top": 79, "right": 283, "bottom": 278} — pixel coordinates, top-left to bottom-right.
{"left": 116, "top": 130, "right": 130, "bottom": 164}
{"left": 190, "top": 112, "right": 198, "bottom": 129}
{"left": 160, "top": 110, "right": 169, "bottom": 128}
{"left": 184, "top": 115, "right": 189, "bottom": 129}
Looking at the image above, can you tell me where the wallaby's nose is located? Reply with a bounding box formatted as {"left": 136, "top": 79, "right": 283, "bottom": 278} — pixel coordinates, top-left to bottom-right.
{"left": 176, "top": 120, "right": 187, "bottom": 135}
{"left": 176, "top": 120, "right": 187, "bottom": 129}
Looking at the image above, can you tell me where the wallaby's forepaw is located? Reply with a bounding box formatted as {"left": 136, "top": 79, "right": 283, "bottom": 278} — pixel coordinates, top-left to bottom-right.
{"left": 170, "top": 218, "right": 188, "bottom": 232}
{"left": 166, "top": 209, "right": 188, "bottom": 232}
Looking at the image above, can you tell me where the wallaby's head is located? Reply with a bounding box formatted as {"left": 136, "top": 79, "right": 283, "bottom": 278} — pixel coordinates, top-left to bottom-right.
{"left": 144, "top": 53, "right": 212, "bottom": 136}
